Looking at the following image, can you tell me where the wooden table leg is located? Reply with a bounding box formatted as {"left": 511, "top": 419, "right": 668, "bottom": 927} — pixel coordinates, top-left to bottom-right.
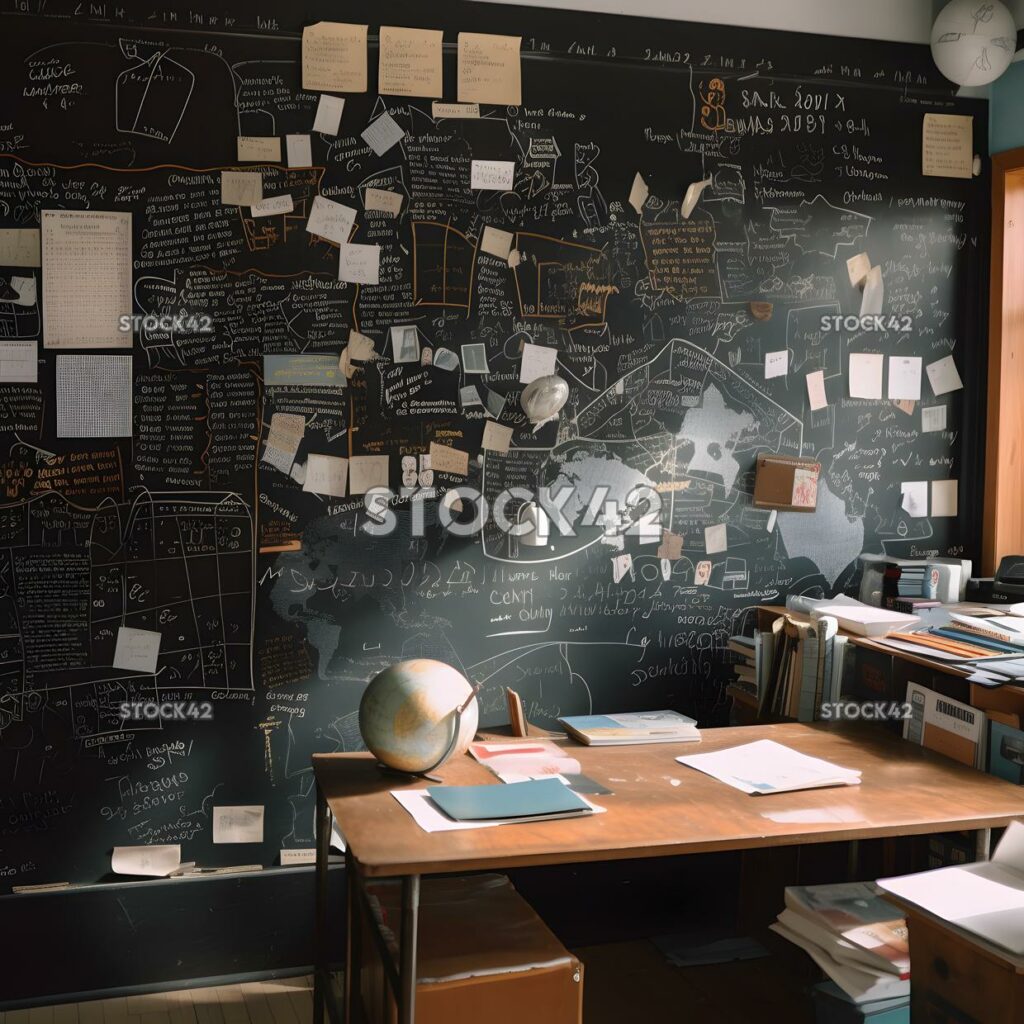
{"left": 313, "top": 782, "right": 331, "bottom": 1024}
{"left": 397, "top": 875, "right": 420, "bottom": 1024}
{"left": 976, "top": 827, "right": 992, "bottom": 861}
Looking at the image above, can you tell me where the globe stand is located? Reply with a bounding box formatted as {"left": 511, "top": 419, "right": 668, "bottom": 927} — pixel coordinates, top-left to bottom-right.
{"left": 374, "top": 684, "right": 481, "bottom": 784}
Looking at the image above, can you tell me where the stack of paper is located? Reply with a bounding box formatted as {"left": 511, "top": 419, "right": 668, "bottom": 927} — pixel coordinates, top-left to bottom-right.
{"left": 675, "top": 739, "right": 861, "bottom": 795}
{"left": 879, "top": 820, "right": 1024, "bottom": 956}
{"left": 558, "top": 710, "right": 699, "bottom": 745}
{"left": 771, "top": 880, "right": 911, "bottom": 1004}
{"left": 468, "top": 739, "right": 581, "bottom": 782}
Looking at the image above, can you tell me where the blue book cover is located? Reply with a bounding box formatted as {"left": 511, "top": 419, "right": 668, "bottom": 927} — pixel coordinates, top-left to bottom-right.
{"left": 989, "top": 721, "right": 1024, "bottom": 784}
{"left": 427, "top": 777, "right": 592, "bottom": 821}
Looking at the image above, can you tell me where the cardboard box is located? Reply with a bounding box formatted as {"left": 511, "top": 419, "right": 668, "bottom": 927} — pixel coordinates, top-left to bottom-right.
{"left": 359, "top": 873, "right": 583, "bottom": 1024}
{"left": 752, "top": 454, "right": 820, "bottom": 512}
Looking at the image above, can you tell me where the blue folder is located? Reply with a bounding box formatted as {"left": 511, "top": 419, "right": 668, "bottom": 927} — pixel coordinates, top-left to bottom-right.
{"left": 427, "top": 777, "right": 592, "bottom": 821}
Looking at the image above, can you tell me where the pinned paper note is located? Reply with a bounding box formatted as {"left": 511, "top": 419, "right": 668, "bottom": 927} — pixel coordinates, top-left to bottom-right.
{"left": 481, "top": 226, "right": 514, "bottom": 261}
{"left": 458, "top": 32, "right": 522, "bottom": 105}
{"left": 307, "top": 195, "right": 356, "bottom": 244}
{"left": 894, "top": 399, "right": 916, "bottom": 416}
{"left": 765, "top": 350, "right": 788, "bottom": 380}
{"left": 705, "top": 523, "right": 727, "bottom": 554}
{"left": 612, "top": 553, "right": 633, "bottom": 583}
{"left": 471, "top": 160, "right": 516, "bottom": 191}
{"left": 681, "top": 177, "right": 712, "bottom": 219}
{"left": 379, "top": 25, "right": 443, "bottom": 98}
{"left": 264, "top": 354, "right": 343, "bottom": 387}
{"left": 859, "top": 265, "right": 883, "bottom": 317}
{"left": 113, "top": 627, "right": 162, "bottom": 674}
{"left": 628, "top": 172, "right": 649, "bottom": 215}
{"left": 922, "top": 405, "right": 947, "bottom": 433}
{"left": 0, "top": 339, "right": 37, "bottom": 383}
{"left": 263, "top": 413, "right": 304, "bottom": 475}
{"left": 0, "top": 229, "right": 41, "bottom": 267}
{"left": 213, "top": 805, "right": 264, "bottom": 844}
{"left": 657, "top": 531, "right": 684, "bottom": 560}
{"left": 237, "top": 136, "right": 281, "bottom": 162}
{"left": 429, "top": 442, "right": 469, "bottom": 476}
{"left": 339, "top": 243, "right": 380, "bottom": 285}
{"left": 887, "top": 356, "right": 922, "bottom": 401}
{"left": 434, "top": 348, "right": 460, "bottom": 371}
{"left": 364, "top": 187, "right": 403, "bottom": 216}
{"left": 849, "top": 353, "right": 883, "bottom": 399}
{"left": 56, "top": 355, "right": 133, "bottom": 437}
{"left": 846, "top": 252, "right": 871, "bottom": 288}
{"left": 349, "top": 455, "right": 389, "bottom": 494}
{"left": 251, "top": 194, "right": 294, "bottom": 218}
{"left": 432, "top": 102, "right": 481, "bottom": 119}
{"left": 391, "top": 325, "right": 420, "bottom": 364}
{"left": 112, "top": 845, "right": 181, "bottom": 878}
{"left": 313, "top": 94, "right": 345, "bottom": 135}
{"left": 302, "top": 22, "right": 368, "bottom": 93}
{"left": 923, "top": 113, "right": 973, "bottom": 179}
{"left": 806, "top": 370, "right": 828, "bottom": 411}
{"left": 280, "top": 849, "right": 317, "bottom": 866}
{"left": 931, "top": 479, "right": 958, "bottom": 517}
{"left": 926, "top": 355, "right": 963, "bottom": 396}
{"left": 520, "top": 342, "right": 557, "bottom": 384}
{"left": 483, "top": 388, "right": 507, "bottom": 420}
{"left": 694, "top": 560, "right": 712, "bottom": 586}
{"left": 901, "top": 481, "right": 928, "bottom": 519}
{"left": 462, "top": 342, "right": 490, "bottom": 374}
{"left": 304, "top": 454, "right": 348, "bottom": 497}
{"left": 482, "top": 421, "right": 514, "bottom": 454}
{"left": 361, "top": 111, "right": 405, "bottom": 157}
{"left": 222, "top": 171, "right": 262, "bottom": 205}
{"left": 286, "top": 134, "right": 312, "bottom": 168}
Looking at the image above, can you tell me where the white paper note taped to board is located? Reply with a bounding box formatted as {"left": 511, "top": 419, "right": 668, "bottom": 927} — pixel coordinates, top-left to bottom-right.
{"left": 338, "top": 243, "right": 380, "bottom": 285}
{"left": 237, "top": 136, "right": 281, "bottom": 162}
{"left": 251, "top": 194, "right": 294, "bottom": 218}
{"left": 887, "top": 356, "right": 922, "bottom": 401}
{"left": 285, "top": 134, "right": 312, "bottom": 168}
{"left": 0, "top": 339, "right": 38, "bottom": 383}
{"left": 364, "top": 187, "right": 403, "bottom": 216}
{"left": 849, "top": 353, "right": 883, "bottom": 400}
{"left": 221, "top": 171, "right": 263, "bottom": 206}
{"left": 926, "top": 355, "right": 963, "bottom": 396}
{"left": 922, "top": 405, "right": 947, "bottom": 433}
{"left": 859, "top": 265, "right": 884, "bottom": 317}
{"left": 806, "top": 370, "right": 827, "bottom": 411}
{"left": 262, "top": 412, "right": 305, "bottom": 475}
{"left": 379, "top": 25, "right": 444, "bottom": 98}
{"left": 42, "top": 210, "right": 133, "bottom": 349}
{"left": 471, "top": 160, "right": 515, "bottom": 191}
{"left": 361, "top": 111, "right": 406, "bottom": 157}
{"left": 306, "top": 195, "right": 356, "bottom": 244}
{"left": 628, "top": 172, "right": 649, "bottom": 215}
{"left": 482, "top": 421, "right": 514, "bottom": 454}
{"left": 429, "top": 441, "right": 470, "bottom": 476}
{"left": 56, "top": 354, "right": 133, "bottom": 437}
{"left": 900, "top": 481, "right": 928, "bottom": 519}
{"left": 0, "top": 228, "right": 41, "bottom": 267}
{"left": 112, "top": 845, "right": 181, "bottom": 877}
{"left": 348, "top": 455, "right": 389, "bottom": 495}
{"left": 520, "top": 342, "right": 557, "bottom": 384}
{"left": 481, "top": 226, "right": 514, "bottom": 261}
{"left": 457, "top": 32, "right": 522, "bottom": 105}
{"left": 302, "top": 22, "right": 368, "bottom": 93}
{"left": 764, "top": 350, "right": 788, "bottom": 380}
{"left": 213, "top": 805, "right": 265, "bottom": 844}
{"left": 303, "top": 454, "right": 348, "bottom": 498}
{"left": 705, "top": 523, "right": 728, "bottom": 554}
{"left": 846, "top": 252, "right": 870, "bottom": 288}
{"left": 113, "top": 626, "right": 162, "bottom": 674}
{"left": 432, "top": 102, "right": 481, "bottom": 120}
{"left": 313, "top": 94, "right": 345, "bottom": 135}
{"left": 931, "top": 479, "right": 958, "bottom": 518}
{"left": 922, "top": 113, "right": 973, "bottom": 180}
{"left": 280, "top": 849, "right": 317, "bottom": 866}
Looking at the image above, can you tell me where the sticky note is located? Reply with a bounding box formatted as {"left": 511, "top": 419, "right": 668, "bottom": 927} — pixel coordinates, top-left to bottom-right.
{"left": 471, "top": 160, "right": 515, "bottom": 190}
{"left": 901, "top": 481, "right": 928, "bottom": 518}
{"left": 113, "top": 627, "right": 162, "bottom": 674}
{"left": 520, "top": 342, "right": 557, "bottom": 384}
{"left": 237, "top": 136, "right": 281, "bottom": 162}
{"left": 481, "top": 226, "right": 514, "bottom": 260}
{"left": 221, "top": 171, "right": 263, "bottom": 205}
{"left": 806, "top": 370, "right": 827, "bottom": 411}
{"left": 482, "top": 421, "right": 514, "bottom": 454}
{"left": 302, "top": 22, "right": 368, "bottom": 93}
{"left": 348, "top": 455, "right": 389, "bottom": 494}
{"left": 458, "top": 32, "right": 522, "bottom": 105}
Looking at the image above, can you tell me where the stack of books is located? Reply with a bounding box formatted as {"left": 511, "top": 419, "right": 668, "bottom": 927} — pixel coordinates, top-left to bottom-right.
{"left": 758, "top": 613, "right": 851, "bottom": 722}
{"left": 881, "top": 562, "right": 940, "bottom": 614}
{"left": 883, "top": 613, "right": 1024, "bottom": 663}
{"left": 558, "top": 710, "right": 699, "bottom": 745}
{"left": 727, "top": 634, "right": 757, "bottom": 698}
{"left": 771, "top": 882, "right": 910, "bottom": 1006}
{"left": 903, "top": 681, "right": 987, "bottom": 769}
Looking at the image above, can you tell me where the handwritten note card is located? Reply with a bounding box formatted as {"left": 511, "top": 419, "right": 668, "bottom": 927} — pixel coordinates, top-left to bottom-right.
{"left": 263, "top": 412, "right": 305, "bottom": 474}
{"left": 56, "top": 354, "right": 133, "bottom": 437}
{"left": 303, "top": 454, "right": 348, "bottom": 497}
{"left": 221, "top": 171, "right": 263, "bottom": 206}
{"left": 213, "top": 805, "right": 265, "bottom": 844}
{"left": 482, "top": 421, "right": 514, "bottom": 454}
{"left": 926, "top": 355, "right": 963, "bottom": 396}
{"left": 306, "top": 195, "right": 356, "bottom": 244}
{"left": 922, "top": 113, "right": 973, "bottom": 179}
{"left": 339, "top": 243, "right": 381, "bottom": 285}
{"left": 471, "top": 160, "right": 515, "bottom": 190}
{"left": 364, "top": 187, "right": 403, "bottom": 216}
{"left": 313, "top": 94, "right": 345, "bottom": 135}
{"left": 379, "top": 25, "right": 443, "bottom": 98}
{"left": 0, "top": 228, "right": 41, "bottom": 267}
{"left": 285, "top": 134, "right": 312, "bottom": 168}
{"left": 520, "top": 342, "right": 557, "bottom": 384}
{"left": 302, "top": 22, "right": 368, "bottom": 93}
{"left": 458, "top": 32, "right": 522, "bottom": 105}
{"left": 348, "top": 455, "right": 389, "bottom": 494}
{"left": 481, "top": 225, "right": 514, "bottom": 260}
{"left": 429, "top": 441, "right": 470, "bottom": 476}
{"left": 361, "top": 111, "right": 405, "bottom": 157}
{"left": 705, "top": 523, "right": 728, "bottom": 555}
{"left": 251, "top": 194, "right": 294, "bottom": 218}
{"left": 806, "top": 370, "right": 828, "bottom": 411}
{"left": 113, "top": 626, "right": 162, "bottom": 674}
{"left": 237, "top": 136, "right": 281, "bottom": 162}
{"left": 887, "top": 356, "right": 922, "bottom": 401}
{"left": 765, "top": 350, "right": 788, "bottom": 380}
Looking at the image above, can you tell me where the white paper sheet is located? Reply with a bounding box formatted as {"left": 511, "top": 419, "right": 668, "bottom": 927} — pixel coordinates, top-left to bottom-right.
{"left": 306, "top": 195, "right": 356, "bottom": 244}
{"left": 471, "top": 160, "right": 515, "bottom": 191}
{"left": 313, "top": 94, "right": 345, "bottom": 135}
{"left": 887, "top": 356, "right": 922, "bottom": 401}
{"left": 931, "top": 479, "right": 958, "bottom": 517}
{"left": 900, "top": 481, "right": 928, "bottom": 519}
{"left": 213, "top": 805, "right": 265, "bottom": 844}
{"left": 705, "top": 523, "right": 727, "bottom": 554}
{"left": 221, "top": 171, "right": 263, "bottom": 205}
{"left": 481, "top": 226, "right": 514, "bottom": 260}
{"left": 921, "top": 405, "right": 947, "bottom": 433}
{"left": 520, "top": 342, "right": 557, "bottom": 383}
{"left": 339, "top": 243, "right": 380, "bottom": 285}
{"left": 432, "top": 102, "right": 481, "bottom": 119}
{"left": 390, "top": 324, "right": 420, "bottom": 364}
{"left": 303, "top": 454, "right": 348, "bottom": 497}
{"left": 42, "top": 210, "right": 133, "bottom": 349}
{"left": 628, "top": 172, "right": 649, "bottom": 215}
{"left": 251, "top": 194, "right": 294, "bottom": 218}
{"left": 926, "top": 355, "right": 963, "bottom": 396}
{"left": 0, "top": 228, "right": 41, "bottom": 267}
{"left": 612, "top": 553, "right": 633, "bottom": 583}
{"left": 112, "top": 845, "right": 181, "bottom": 877}
{"left": 806, "top": 370, "right": 828, "bottom": 411}
{"left": 285, "top": 134, "right": 312, "bottom": 167}
{"left": 765, "top": 350, "right": 788, "bottom": 379}
{"left": 482, "top": 421, "right": 514, "bottom": 454}
{"left": 378, "top": 25, "right": 444, "bottom": 98}
{"left": 364, "top": 187, "right": 403, "bottom": 216}
{"left": 846, "top": 252, "right": 871, "bottom": 288}
{"left": 859, "top": 265, "right": 884, "bottom": 317}
{"left": 0, "top": 339, "right": 38, "bottom": 383}
{"left": 462, "top": 342, "right": 491, "bottom": 373}
{"left": 429, "top": 442, "right": 469, "bottom": 476}
{"left": 262, "top": 412, "right": 305, "bottom": 474}
{"left": 56, "top": 354, "right": 133, "bottom": 437}
{"left": 237, "top": 136, "right": 281, "bottom": 162}
{"left": 361, "top": 111, "right": 405, "bottom": 156}
{"left": 302, "top": 22, "right": 368, "bottom": 93}
{"left": 849, "top": 353, "right": 883, "bottom": 399}
{"left": 681, "top": 177, "right": 712, "bottom": 218}
{"left": 113, "top": 626, "right": 162, "bottom": 674}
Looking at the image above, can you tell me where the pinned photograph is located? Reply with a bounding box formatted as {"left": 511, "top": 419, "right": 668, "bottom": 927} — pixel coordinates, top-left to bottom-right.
{"left": 391, "top": 325, "right": 420, "bottom": 364}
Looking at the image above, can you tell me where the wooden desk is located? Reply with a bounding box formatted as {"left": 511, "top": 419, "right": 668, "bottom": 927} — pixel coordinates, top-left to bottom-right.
{"left": 312, "top": 722, "right": 1024, "bottom": 1024}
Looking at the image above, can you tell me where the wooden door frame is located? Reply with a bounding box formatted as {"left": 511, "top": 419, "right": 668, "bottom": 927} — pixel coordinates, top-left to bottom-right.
{"left": 984, "top": 147, "right": 1024, "bottom": 574}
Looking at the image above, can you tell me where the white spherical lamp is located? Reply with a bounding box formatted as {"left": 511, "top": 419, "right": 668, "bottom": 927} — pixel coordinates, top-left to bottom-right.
{"left": 931, "top": 0, "right": 1017, "bottom": 87}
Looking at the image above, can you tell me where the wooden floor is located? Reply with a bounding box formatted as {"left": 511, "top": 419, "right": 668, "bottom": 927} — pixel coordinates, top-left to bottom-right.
{"left": 0, "top": 976, "right": 314, "bottom": 1024}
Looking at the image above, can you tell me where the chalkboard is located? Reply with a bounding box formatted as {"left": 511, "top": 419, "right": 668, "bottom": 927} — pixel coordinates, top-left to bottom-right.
{"left": 0, "top": 0, "right": 988, "bottom": 889}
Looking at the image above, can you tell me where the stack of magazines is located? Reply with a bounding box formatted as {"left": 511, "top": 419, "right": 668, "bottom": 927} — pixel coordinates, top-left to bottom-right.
{"left": 771, "top": 882, "right": 910, "bottom": 1005}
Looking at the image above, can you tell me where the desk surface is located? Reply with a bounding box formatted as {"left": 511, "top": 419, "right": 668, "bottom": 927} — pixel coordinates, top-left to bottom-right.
{"left": 313, "top": 723, "right": 1024, "bottom": 878}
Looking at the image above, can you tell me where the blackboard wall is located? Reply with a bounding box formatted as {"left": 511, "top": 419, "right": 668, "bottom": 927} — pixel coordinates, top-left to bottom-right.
{"left": 0, "top": 0, "right": 987, "bottom": 909}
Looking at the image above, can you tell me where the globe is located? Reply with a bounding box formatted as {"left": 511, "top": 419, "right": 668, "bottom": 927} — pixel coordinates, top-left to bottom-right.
{"left": 358, "top": 659, "right": 479, "bottom": 774}
{"left": 931, "top": 0, "right": 1016, "bottom": 87}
